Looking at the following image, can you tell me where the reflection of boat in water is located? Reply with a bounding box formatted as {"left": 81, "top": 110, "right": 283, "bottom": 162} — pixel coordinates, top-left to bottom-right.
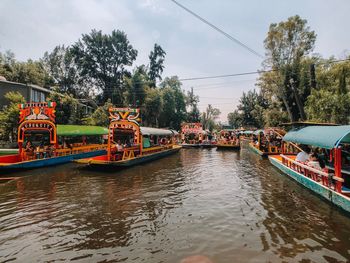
{"left": 180, "top": 123, "right": 215, "bottom": 148}
{"left": 248, "top": 128, "right": 285, "bottom": 157}
{"left": 269, "top": 125, "right": 350, "bottom": 213}
{"left": 75, "top": 107, "right": 181, "bottom": 169}
{"left": 0, "top": 102, "right": 107, "bottom": 171}
{"left": 216, "top": 129, "right": 241, "bottom": 150}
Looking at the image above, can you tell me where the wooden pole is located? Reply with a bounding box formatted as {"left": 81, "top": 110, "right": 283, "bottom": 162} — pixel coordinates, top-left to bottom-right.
{"left": 334, "top": 147, "right": 342, "bottom": 193}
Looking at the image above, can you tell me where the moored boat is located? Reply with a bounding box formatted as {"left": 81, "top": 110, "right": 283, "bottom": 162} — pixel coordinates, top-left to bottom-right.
{"left": 75, "top": 107, "right": 181, "bottom": 168}
{"left": 248, "top": 128, "right": 285, "bottom": 156}
{"left": 0, "top": 102, "right": 108, "bottom": 171}
{"left": 216, "top": 129, "right": 240, "bottom": 150}
{"left": 269, "top": 125, "right": 350, "bottom": 213}
{"left": 180, "top": 123, "right": 215, "bottom": 148}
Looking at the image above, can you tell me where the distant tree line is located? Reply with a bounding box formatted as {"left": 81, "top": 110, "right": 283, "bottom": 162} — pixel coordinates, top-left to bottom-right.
{"left": 228, "top": 15, "right": 350, "bottom": 128}
{"left": 0, "top": 29, "right": 222, "bottom": 141}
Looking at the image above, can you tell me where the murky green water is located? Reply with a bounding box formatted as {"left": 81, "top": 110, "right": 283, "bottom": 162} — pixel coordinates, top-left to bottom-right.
{"left": 0, "top": 147, "right": 349, "bottom": 262}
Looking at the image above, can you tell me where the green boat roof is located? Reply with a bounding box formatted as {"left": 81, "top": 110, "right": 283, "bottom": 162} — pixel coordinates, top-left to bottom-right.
{"left": 57, "top": 125, "right": 108, "bottom": 136}
{"left": 283, "top": 125, "right": 350, "bottom": 149}
{"left": 243, "top": 130, "right": 253, "bottom": 134}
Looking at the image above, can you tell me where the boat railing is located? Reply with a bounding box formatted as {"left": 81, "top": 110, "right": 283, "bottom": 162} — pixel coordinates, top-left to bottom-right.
{"left": 55, "top": 144, "right": 107, "bottom": 157}
{"left": 280, "top": 154, "right": 344, "bottom": 193}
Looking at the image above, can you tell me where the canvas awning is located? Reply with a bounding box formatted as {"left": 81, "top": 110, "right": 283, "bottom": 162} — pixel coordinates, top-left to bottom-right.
{"left": 57, "top": 125, "right": 108, "bottom": 136}
{"left": 140, "top": 127, "right": 173, "bottom": 136}
{"left": 283, "top": 125, "right": 350, "bottom": 149}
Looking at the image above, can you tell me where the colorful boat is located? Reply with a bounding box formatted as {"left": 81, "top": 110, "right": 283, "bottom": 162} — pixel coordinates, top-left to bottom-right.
{"left": 75, "top": 107, "right": 181, "bottom": 168}
{"left": 269, "top": 125, "right": 350, "bottom": 213}
{"left": 248, "top": 128, "right": 285, "bottom": 156}
{"left": 180, "top": 123, "right": 215, "bottom": 148}
{"left": 0, "top": 102, "right": 108, "bottom": 171}
{"left": 216, "top": 129, "right": 240, "bottom": 150}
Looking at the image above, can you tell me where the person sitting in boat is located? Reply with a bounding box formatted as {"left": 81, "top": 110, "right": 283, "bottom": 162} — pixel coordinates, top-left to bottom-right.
{"left": 115, "top": 140, "right": 123, "bottom": 152}
{"left": 24, "top": 140, "right": 34, "bottom": 160}
{"left": 307, "top": 153, "right": 325, "bottom": 170}
{"left": 295, "top": 145, "right": 311, "bottom": 163}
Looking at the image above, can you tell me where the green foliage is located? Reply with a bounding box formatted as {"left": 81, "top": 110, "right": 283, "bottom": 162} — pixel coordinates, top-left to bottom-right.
{"left": 0, "top": 51, "right": 52, "bottom": 87}
{"left": 47, "top": 90, "right": 83, "bottom": 124}
{"left": 124, "top": 66, "right": 149, "bottom": 107}
{"left": 305, "top": 89, "right": 350, "bottom": 124}
{"left": 71, "top": 29, "right": 138, "bottom": 104}
{"left": 186, "top": 87, "right": 201, "bottom": 122}
{"left": 227, "top": 110, "right": 242, "bottom": 128}
{"left": 84, "top": 100, "right": 113, "bottom": 127}
{"left": 143, "top": 87, "right": 163, "bottom": 126}
{"left": 148, "top": 44, "right": 166, "bottom": 87}
{"left": 42, "top": 45, "right": 88, "bottom": 98}
{"left": 201, "top": 104, "right": 221, "bottom": 131}
{"left": 0, "top": 92, "right": 25, "bottom": 141}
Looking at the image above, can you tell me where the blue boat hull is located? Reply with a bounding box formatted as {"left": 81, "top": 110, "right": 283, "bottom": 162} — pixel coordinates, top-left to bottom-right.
{"left": 269, "top": 156, "right": 350, "bottom": 214}
{"left": 0, "top": 150, "right": 106, "bottom": 171}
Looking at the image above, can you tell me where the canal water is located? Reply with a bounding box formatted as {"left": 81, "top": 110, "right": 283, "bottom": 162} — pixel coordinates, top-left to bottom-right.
{"left": 0, "top": 147, "right": 349, "bottom": 263}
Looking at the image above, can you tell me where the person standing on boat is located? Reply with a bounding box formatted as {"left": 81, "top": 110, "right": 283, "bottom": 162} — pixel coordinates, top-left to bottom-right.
{"left": 296, "top": 146, "right": 311, "bottom": 163}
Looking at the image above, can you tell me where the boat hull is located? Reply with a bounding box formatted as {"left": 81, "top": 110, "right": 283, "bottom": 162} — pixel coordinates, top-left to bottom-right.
{"left": 269, "top": 155, "right": 350, "bottom": 214}
{"left": 76, "top": 146, "right": 181, "bottom": 169}
{"left": 181, "top": 143, "right": 215, "bottom": 148}
{"left": 0, "top": 149, "right": 106, "bottom": 171}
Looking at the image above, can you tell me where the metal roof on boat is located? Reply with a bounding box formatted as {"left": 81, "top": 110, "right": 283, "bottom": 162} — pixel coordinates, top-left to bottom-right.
{"left": 140, "top": 127, "right": 173, "bottom": 136}
{"left": 283, "top": 125, "right": 350, "bottom": 149}
{"left": 57, "top": 125, "right": 108, "bottom": 136}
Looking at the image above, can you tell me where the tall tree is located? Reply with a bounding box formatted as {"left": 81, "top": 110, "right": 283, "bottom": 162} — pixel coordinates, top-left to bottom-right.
{"left": 227, "top": 110, "right": 242, "bottom": 128}
{"left": 263, "top": 15, "right": 316, "bottom": 121}
{"left": 124, "top": 65, "right": 149, "bottom": 107}
{"left": 148, "top": 44, "right": 166, "bottom": 87}
{"left": 42, "top": 45, "right": 88, "bottom": 98}
{"left": 186, "top": 87, "right": 200, "bottom": 122}
{"left": 71, "top": 29, "right": 138, "bottom": 104}
{"left": 201, "top": 104, "right": 221, "bottom": 131}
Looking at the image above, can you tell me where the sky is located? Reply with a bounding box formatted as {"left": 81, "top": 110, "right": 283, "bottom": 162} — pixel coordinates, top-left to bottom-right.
{"left": 0, "top": 0, "right": 349, "bottom": 122}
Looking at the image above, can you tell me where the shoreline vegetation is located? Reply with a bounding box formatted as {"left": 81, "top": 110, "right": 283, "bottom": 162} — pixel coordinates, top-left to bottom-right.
{"left": 1, "top": 15, "right": 349, "bottom": 143}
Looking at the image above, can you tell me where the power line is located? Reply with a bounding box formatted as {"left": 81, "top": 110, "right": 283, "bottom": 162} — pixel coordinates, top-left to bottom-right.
{"left": 179, "top": 69, "right": 275, "bottom": 81}
{"left": 169, "top": 0, "right": 264, "bottom": 59}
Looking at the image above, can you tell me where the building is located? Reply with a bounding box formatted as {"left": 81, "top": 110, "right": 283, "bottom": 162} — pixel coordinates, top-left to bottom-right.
{"left": 0, "top": 79, "right": 50, "bottom": 107}
{"left": 0, "top": 78, "right": 96, "bottom": 114}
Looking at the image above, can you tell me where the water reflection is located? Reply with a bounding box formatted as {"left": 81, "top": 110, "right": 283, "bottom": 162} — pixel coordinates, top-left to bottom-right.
{"left": 0, "top": 148, "right": 349, "bottom": 262}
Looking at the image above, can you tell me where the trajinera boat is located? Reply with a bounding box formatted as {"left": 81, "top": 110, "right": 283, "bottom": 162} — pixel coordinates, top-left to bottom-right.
{"left": 248, "top": 128, "right": 285, "bottom": 156}
{"left": 216, "top": 129, "right": 240, "bottom": 150}
{"left": 181, "top": 122, "right": 215, "bottom": 148}
{"left": 269, "top": 125, "right": 350, "bottom": 213}
{"left": 75, "top": 107, "right": 181, "bottom": 168}
{"left": 0, "top": 102, "right": 108, "bottom": 170}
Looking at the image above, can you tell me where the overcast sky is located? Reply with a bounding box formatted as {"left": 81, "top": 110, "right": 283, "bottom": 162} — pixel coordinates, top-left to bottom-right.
{"left": 0, "top": 0, "right": 349, "bottom": 121}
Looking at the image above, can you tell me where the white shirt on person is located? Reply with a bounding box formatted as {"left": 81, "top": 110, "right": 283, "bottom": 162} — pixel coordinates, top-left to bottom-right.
{"left": 296, "top": 151, "right": 309, "bottom": 162}
{"left": 308, "top": 161, "right": 322, "bottom": 170}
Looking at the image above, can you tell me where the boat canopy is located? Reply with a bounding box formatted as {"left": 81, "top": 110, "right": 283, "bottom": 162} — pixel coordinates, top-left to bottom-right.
{"left": 170, "top": 129, "right": 179, "bottom": 136}
{"left": 140, "top": 127, "right": 173, "bottom": 136}
{"left": 253, "top": 129, "right": 264, "bottom": 135}
{"left": 57, "top": 125, "right": 108, "bottom": 136}
{"left": 283, "top": 125, "right": 350, "bottom": 149}
{"left": 243, "top": 130, "right": 253, "bottom": 135}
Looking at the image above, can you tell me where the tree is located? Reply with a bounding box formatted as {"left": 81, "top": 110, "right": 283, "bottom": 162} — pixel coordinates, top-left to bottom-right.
{"left": 124, "top": 65, "right": 149, "bottom": 107}
{"left": 42, "top": 45, "right": 88, "bottom": 98}
{"left": 47, "top": 89, "right": 83, "bottom": 124}
{"left": 84, "top": 99, "right": 113, "bottom": 126}
{"left": 227, "top": 110, "right": 242, "bottom": 128}
{"left": 263, "top": 15, "right": 316, "bottom": 121}
{"left": 0, "top": 92, "right": 25, "bottom": 142}
{"left": 158, "top": 76, "right": 187, "bottom": 129}
{"left": 148, "top": 44, "right": 166, "bottom": 87}
{"left": 305, "top": 89, "right": 350, "bottom": 124}
{"left": 143, "top": 87, "right": 162, "bottom": 126}
{"left": 71, "top": 29, "right": 138, "bottom": 104}
{"left": 186, "top": 87, "right": 200, "bottom": 122}
{"left": 201, "top": 104, "right": 221, "bottom": 131}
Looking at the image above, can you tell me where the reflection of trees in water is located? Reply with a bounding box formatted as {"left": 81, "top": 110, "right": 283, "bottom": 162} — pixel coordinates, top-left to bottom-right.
{"left": 257, "top": 165, "right": 350, "bottom": 261}
{"left": 53, "top": 156, "right": 186, "bottom": 251}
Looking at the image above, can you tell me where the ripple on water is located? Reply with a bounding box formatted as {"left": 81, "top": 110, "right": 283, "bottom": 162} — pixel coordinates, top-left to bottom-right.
{"left": 0, "top": 149, "right": 349, "bottom": 262}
